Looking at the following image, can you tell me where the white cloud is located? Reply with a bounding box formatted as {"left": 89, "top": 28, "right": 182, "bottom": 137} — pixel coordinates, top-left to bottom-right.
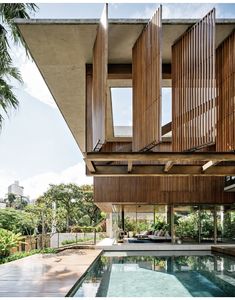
{"left": 0, "top": 162, "right": 93, "bottom": 200}
{"left": 22, "top": 162, "right": 93, "bottom": 199}
{"left": 10, "top": 45, "right": 56, "bottom": 108}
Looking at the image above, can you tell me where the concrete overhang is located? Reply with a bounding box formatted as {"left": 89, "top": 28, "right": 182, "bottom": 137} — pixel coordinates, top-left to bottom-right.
{"left": 15, "top": 18, "right": 235, "bottom": 153}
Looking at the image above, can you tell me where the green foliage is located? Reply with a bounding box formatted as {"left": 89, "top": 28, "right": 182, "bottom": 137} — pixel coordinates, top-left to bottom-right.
{"left": 223, "top": 211, "right": 235, "bottom": 238}
{"left": 4, "top": 194, "right": 29, "bottom": 210}
{"left": 0, "top": 248, "right": 56, "bottom": 264}
{"left": 175, "top": 212, "right": 199, "bottom": 239}
{"left": 0, "top": 4, "right": 37, "bottom": 128}
{"left": 0, "top": 228, "right": 22, "bottom": 257}
{"left": 152, "top": 216, "right": 169, "bottom": 231}
{"left": 36, "top": 184, "right": 102, "bottom": 232}
{"left": 0, "top": 208, "right": 35, "bottom": 235}
{"left": 5, "top": 193, "right": 16, "bottom": 207}
{"left": 61, "top": 237, "right": 93, "bottom": 245}
{"left": 200, "top": 211, "right": 214, "bottom": 238}
{"left": 136, "top": 221, "right": 150, "bottom": 233}
{"left": 70, "top": 222, "right": 105, "bottom": 233}
{"left": 124, "top": 217, "right": 136, "bottom": 232}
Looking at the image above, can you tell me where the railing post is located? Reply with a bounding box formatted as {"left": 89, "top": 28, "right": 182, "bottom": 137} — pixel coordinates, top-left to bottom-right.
{"left": 57, "top": 232, "right": 59, "bottom": 248}
{"left": 94, "top": 229, "right": 97, "bottom": 245}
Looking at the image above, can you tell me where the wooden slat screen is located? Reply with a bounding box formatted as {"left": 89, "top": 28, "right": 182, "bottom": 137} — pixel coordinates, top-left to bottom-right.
{"left": 94, "top": 176, "right": 235, "bottom": 205}
{"left": 216, "top": 31, "right": 235, "bottom": 151}
{"left": 132, "top": 6, "right": 162, "bottom": 151}
{"left": 172, "top": 9, "right": 216, "bottom": 151}
{"left": 92, "top": 4, "right": 108, "bottom": 150}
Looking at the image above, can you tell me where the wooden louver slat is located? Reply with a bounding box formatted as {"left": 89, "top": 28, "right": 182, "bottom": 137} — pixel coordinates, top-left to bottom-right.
{"left": 172, "top": 9, "right": 216, "bottom": 151}
{"left": 92, "top": 4, "right": 108, "bottom": 150}
{"left": 216, "top": 30, "right": 235, "bottom": 151}
{"left": 132, "top": 6, "right": 162, "bottom": 152}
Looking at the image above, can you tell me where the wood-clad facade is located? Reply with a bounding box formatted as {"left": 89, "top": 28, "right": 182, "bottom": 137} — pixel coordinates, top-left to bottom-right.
{"left": 94, "top": 176, "right": 234, "bottom": 208}
{"left": 92, "top": 4, "right": 108, "bottom": 150}
{"left": 172, "top": 9, "right": 216, "bottom": 151}
{"left": 86, "top": 5, "right": 235, "bottom": 216}
{"left": 216, "top": 30, "right": 235, "bottom": 151}
{"left": 132, "top": 6, "right": 162, "bottom": 151}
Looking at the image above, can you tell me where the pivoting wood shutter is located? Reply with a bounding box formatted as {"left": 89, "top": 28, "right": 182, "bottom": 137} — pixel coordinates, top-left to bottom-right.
{"left": 216, "top": 31, "right": 235, "bottom": 151}
{"left": 172, "top": 9, "right": 216, "bottom": 151}
{"left": 132, "top": 6, "right": 162, "bottom": 152}
{"left": 92, "top": 4, "right": 108, "bottom": 151}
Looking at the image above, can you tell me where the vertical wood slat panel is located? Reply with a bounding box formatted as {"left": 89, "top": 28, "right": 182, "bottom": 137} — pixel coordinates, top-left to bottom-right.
{"left": 132, "top": 6, "right": 162, "bottom": 151}
{"left": 216, "top": 30, "right": 235, "bottom": 151}
{"left": 92, "top": 4, "right": 108, "bottom": 150}
{"left": 172, "top": 9, "right": 216, "bottom": 151}
{"left": 94, "top": 176, "right": 235, "bottom": 205}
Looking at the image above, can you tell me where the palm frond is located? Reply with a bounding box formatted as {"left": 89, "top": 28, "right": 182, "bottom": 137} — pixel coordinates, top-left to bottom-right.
{"left": 0, "top": 78, "right": 19, "bottom": 128}
{"left": 0, "top": 4, "right": 38, "bottom": 55}
{"left": 0, "top": 78, "right": 19, "bottom": 112}
{"left": 0, "top": 3, "right": 38, "bottom": 128}
{"left": 0, "top": 65, "right": 23, "bottom": 83}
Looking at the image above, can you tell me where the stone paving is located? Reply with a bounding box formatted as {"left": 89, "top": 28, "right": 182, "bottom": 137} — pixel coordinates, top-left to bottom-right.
{"left": 0, "top": 249, "right": 102, "bottom": 297}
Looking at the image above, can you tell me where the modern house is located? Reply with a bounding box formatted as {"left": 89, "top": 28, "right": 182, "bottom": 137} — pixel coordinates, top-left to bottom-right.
{"left": 16, "top": 5, "right": 235, "bottom": 244}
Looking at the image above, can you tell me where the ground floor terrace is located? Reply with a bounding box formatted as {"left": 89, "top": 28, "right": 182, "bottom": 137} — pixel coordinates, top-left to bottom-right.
{"left": 109, "top": 203, "right": 235, "bottom": 245}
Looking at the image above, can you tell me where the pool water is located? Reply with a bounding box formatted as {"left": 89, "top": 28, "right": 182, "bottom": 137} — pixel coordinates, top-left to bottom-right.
{"left": 71, "top": 251, "right": 235, "bottom": 297}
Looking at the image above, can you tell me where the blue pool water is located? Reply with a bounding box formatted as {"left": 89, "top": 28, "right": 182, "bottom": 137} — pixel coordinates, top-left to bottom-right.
{"left": 71, "top": 251, "right": 235, "bottom": 297}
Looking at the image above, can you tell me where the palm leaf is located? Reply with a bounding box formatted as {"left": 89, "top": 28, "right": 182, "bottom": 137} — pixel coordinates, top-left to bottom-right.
{"left": 0, "top": 3, "right": 37, "bottom": 128}
{"left": 0, "top": 78, "right": 19, "bottom": 128}
{"left": 0, "top": 4, "right": 38, "bottom": 55}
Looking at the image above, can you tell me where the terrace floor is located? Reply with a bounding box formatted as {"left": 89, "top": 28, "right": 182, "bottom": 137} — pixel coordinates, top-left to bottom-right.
{"left": 0, "top": 249, "right": 101, "bottom": 297}
{"left": 95, "top": 238, "right": 235, "bottom": 252}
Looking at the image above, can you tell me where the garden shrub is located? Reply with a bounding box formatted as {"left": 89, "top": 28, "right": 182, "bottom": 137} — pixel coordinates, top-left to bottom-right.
{"left": 0, "top": 228, "right": 23, "bottom": 257}
{"left": 0, "top": 248, "right": 56, "bottom": 264}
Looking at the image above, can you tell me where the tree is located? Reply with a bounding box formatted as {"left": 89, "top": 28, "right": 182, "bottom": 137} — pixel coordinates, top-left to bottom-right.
{"left": 0, "top": 208, "right": 35, "bottom": 236}
{"left": 5, "top": 193, "right": 16, "bottom": 208}
{"left": 0, "top": 4, "right": 37, "bottom": 128}
{"left": 36, "top": 183, "right": 102, "bottom": 232}
{"left": 76, "top": 185, "right": 101, "bottom": 226}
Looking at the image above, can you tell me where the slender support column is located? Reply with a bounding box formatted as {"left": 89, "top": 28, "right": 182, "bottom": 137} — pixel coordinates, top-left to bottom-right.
{"left": 198, "top": 206, "right": 201, "bottom": 244}
{"left": 154, "top": 205, "right": 156, "bottom": 225}
{"left": 171, "top": 205, "right": 175, "bottom": 244}
{"left": 121, "top": 205, "right": 125, "bottom": 231}
{"left": 214, "top": 206, "right": 217, "bottom": 244}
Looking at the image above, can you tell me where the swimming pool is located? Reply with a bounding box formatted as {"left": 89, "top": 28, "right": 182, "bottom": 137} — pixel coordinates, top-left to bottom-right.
{"left": 70, "top": 251, "right": 235, "bottom": 297}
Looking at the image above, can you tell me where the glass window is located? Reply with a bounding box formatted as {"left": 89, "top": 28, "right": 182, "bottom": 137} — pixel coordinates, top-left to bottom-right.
{"left": 136, "top": 205, "right": 154, "bottom": 234}
{"left": 111, "top": 87, "right": 132, "bottom": 137}
{"left": 216, "top": 205, "right": 235, "bottom": 243}
{"left": 162, "top": 87, "right": 172, "bottom": 126}
{"left": 174, "top": 206, "right": 199, "bottom": 244}
{"left": 200, "top": 205, "right": 215, "bottom": 243}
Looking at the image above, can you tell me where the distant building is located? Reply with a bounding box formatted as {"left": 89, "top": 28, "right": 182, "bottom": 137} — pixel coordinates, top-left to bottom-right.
{"left": 8, "top": 181, "right": 24, "bottom": 197}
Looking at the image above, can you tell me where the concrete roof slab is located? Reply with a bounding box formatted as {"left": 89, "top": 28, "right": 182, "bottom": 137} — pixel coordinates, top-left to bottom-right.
{"left": 16, "top": 19, "right": 235, "bottom": 152}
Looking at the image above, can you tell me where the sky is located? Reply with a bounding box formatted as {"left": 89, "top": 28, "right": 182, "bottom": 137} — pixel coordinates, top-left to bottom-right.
{"left": 0, "top": 2, "right": 235, "bottom": 199}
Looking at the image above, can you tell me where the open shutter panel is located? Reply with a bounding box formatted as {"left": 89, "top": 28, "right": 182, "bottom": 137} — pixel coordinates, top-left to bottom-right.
{"left": 132, "top": 6, "right": 162, "bottom": 152}
{"left": 216, "top": 31, "right": 235, "bottom": 151}
{"left": 92, "top": 4, "right": 108, "bottom": 151}
{"left": 172, "top": 9, "right": 216, "bottom": 151}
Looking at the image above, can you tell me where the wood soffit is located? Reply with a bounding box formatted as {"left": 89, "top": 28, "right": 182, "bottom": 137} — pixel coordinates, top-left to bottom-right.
{"left": 84, "top": 152, "right": 235, "bottom": 177}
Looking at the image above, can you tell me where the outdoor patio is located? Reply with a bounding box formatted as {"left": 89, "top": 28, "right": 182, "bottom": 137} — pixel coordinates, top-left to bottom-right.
{"left": 0, "top": 249, "right": 101, "bottom": 297}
